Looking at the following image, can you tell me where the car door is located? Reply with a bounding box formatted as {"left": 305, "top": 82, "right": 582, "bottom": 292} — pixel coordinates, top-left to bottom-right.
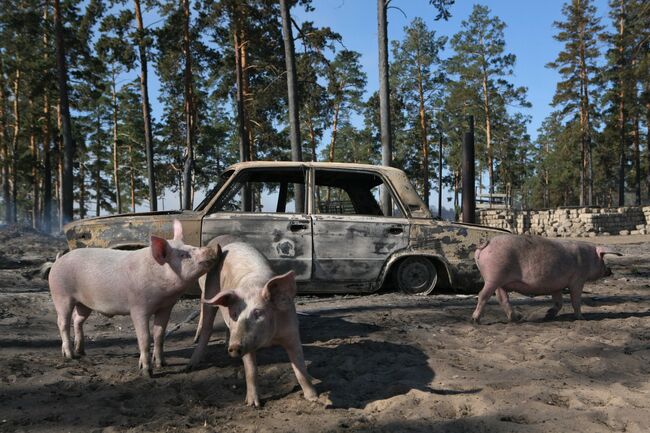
{"left": 310, "top": 168, "right": 410, "bottom": 284}
{"left": 201, "top": 167, "right": 312, "bottom": 281}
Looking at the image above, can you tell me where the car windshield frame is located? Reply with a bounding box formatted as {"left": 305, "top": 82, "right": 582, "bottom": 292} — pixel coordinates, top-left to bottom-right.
{"left": 194, "top": 169, "right": 235, "bottom": 211}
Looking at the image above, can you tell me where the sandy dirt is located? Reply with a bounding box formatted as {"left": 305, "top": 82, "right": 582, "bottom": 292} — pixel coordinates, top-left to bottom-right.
{"left": 1, "top": 227, "right": 649, "bottom": 433}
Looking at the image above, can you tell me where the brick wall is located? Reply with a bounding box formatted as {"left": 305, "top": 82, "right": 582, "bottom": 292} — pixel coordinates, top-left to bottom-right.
{"left": 477, "top": 207, "right": 650, "bottom": 237}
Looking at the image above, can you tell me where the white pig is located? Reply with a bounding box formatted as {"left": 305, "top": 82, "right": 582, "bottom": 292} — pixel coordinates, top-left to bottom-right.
{"left": 48, "top": 220, "right": 220, "bottom": 377}
{"left": 472, "top": 234, "right": 621, "bottom": 323}
{"left": 187, "top": 237, "right": 317, "bottom": 407}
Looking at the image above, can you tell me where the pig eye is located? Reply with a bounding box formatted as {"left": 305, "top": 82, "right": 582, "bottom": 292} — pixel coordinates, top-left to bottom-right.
{"left": 252, "top": 309, "right": 264, "bottom": 320}
{"left": 229, "top": 308, "right": 240, "bottom": 321}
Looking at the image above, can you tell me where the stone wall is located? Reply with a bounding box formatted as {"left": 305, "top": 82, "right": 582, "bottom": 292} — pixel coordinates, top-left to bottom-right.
{"left": 477, "top": 206, "right": 650, "bottom": 237}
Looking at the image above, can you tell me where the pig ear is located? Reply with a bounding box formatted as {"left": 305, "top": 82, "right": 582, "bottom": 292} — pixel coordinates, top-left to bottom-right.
{"left": 150, "top": 236, "right": 169, "bottom": 265}
{"left": 204, "top": 290, "right": 240, "bottom": 307}
{"left": 596, "top": 246, "right": 623, "bottom": 259}
{"left": 173, "top": 219, "right": 184, "bottom": 242}
{"left": 263, "top": 271, "right": 296, "bottom": 311}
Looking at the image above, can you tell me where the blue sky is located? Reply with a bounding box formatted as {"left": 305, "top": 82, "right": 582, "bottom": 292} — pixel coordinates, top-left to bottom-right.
{"left": 292, "top": 0, "right": 612, "bottom": 141}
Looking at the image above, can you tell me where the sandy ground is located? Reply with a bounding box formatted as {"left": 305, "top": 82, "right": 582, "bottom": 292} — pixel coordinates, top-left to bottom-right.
{"left": 1, "top": 227, "right": 649, "bottom": 433}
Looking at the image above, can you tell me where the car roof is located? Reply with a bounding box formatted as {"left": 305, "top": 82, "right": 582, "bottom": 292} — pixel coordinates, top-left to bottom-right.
{"left": 225, "top": 160, "right": 408, "bottom": 175}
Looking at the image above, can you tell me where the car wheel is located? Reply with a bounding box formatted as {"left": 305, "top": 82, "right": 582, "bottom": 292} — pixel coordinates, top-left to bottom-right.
{"left": 394, "top": 256, "right": 437, "bottom": 295}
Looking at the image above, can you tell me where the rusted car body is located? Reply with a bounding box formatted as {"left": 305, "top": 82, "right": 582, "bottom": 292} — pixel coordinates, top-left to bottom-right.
{"left": 64, "top": 162, "right": 507, "bottom": 294}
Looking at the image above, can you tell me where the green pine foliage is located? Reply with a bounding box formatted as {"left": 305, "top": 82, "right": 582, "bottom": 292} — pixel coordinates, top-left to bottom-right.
{"left": 0, "top": 0, "right": 648, "bottom": 229}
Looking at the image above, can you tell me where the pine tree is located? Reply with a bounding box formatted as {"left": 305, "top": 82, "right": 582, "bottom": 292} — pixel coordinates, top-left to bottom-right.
{"left": 391, "top": 17, "right": 447, "bottom": 207}
{"left": 447, "top": 4, "right": 530, "bottom": 199}
{"left": 547, "top": 0, "right": 603, "bottom": 206}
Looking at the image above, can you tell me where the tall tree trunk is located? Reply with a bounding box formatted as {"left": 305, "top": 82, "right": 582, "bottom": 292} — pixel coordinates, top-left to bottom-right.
{"left": 133, "top": 0, "right": 157, "bottom": 211}
{"left": 437, "top": 134, "right": 443, "bottom": 219}
{"left": 129, "top": 144, "right": 136, "bottom": 212}
{"left": 307, "top": 117, "right": 317, "bottom": 161}
{"left": 95, "top": 111, "right": 101, "bottom": 217}
{"left": 29, "top": 100, "right": 40, "bottom": 229}
{"left": 0, "top": 58, "right": 10, "bottom": 224}
{"left": 377, "top": 0, "right": 392, "bottom": 215}
{"left": 633, "top": 114, "right": 640, "bottom": 204}
{"left": 481, "top": 71, "right": 493, "bottom": 198}
{"left": 577, "top": 5, "right": 591, "bottom": 207}
{"left": 232, "top": 4, "right": 251, "bottom": 211}
{"left": 78, "top": 155, "right": 85, "bottom": 219}
{"left": 10, "top": 67, "right": 20, "bottom": 224}
{"left": 42, "top": 1, "right": 52, "bottom": 233}
{"left": 111, "top": 76, "right": 122, "bottom": 214}
{"left": 617, "top": 0, "right": 626, "bottom": 206}
{"left": 56, "top": 102, "right": 63, "bottom": 230}
{"left": 646, "top": 81, "right": 650, "bottom": 199}
{"left": 279, "top": 0, "right": 304, "bottom": 212}
{"left": 417, "top": 62, "right": 429, "bottom": 208}
{"left": 54, "top": 0, "right": 74, "bottom": 224}
{"left": 42, "top": 93, "right": 52, "bottom": 232}
{"left": 182, "top": 0, "right": 194, "bottom": 210}
{"left": 328, "top": 103, "right": 341, "bottom": 162}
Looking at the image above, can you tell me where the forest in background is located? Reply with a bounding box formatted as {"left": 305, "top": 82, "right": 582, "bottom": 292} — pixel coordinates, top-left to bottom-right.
{"left": 0, "top": 0, "right": 648, "bottom": 232}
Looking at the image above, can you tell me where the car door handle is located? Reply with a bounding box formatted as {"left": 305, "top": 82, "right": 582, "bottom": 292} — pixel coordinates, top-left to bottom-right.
{"left": 289, "top": 221, "right": 309, "bottom": 232}
{"left": 387, "top": 225, "right": 403, "bottom": 235}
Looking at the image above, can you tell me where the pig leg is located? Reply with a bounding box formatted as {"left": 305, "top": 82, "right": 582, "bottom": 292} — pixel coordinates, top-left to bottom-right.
{"left": 72, "top": 304, "right": 92, "bottom": 356}
{"left": 242, "top": 351, "right": 260, "bottom": 407}
{"left": 53, "top": 296, "right": 75, "bottom": 359}
{"left": 282, "top": 338, "right": 318, "bottom": 402}
{"left": 130, "top": 310, "right": 153, "bottom": 378}
{"left": 152, "top": 306, "right": 173, "bottom": 368}
{"left": 544, "top": 291, "right": 564, "bottom": 320}
{"left": 569, "top": 284, "right": 584, "bottom": 320}
{"left": 495, "top": 288, "right": 522, "bottom": 322}
{"left": 187, "top": 304, "right": 217, "bottom": 370}
{"left": 472, "top": 281, "right": 499, "bottom": 323}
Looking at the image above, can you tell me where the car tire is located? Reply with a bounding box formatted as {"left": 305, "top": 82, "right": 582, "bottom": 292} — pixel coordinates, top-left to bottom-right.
{"left": 394, "top": 256, "right": 437, "bottom": 295}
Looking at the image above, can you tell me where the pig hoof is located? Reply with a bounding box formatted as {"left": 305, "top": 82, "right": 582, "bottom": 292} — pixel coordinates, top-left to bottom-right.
{"left": 154, "top": 360, "right": 166, "bottom": 368}
{"left": 245, "top": 396, "right": 261, "bottom": 407}
{"left": 304, "top": 390, "right": 319, "bottom": 402}
{"left": 544, "top": 308, "right": 559, "bottom": 321}
{"left": 574, "top": 313, "right": 584, "bottom": 321}
{"left": 471, "top": 316, "right": 481, "bottom": 325}
{"left": 509, "top": 312, "right": 523, "bottom": 323}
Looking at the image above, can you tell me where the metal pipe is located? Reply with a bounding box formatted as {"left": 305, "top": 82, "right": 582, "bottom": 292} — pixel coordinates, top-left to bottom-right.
{"left": 462, "top": 115, "right": 475, "bottom": 223}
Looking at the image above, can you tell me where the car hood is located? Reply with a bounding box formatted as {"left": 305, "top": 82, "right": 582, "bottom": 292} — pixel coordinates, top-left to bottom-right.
{"left": 63, "top": 210, "right": 201, "bottom": 249}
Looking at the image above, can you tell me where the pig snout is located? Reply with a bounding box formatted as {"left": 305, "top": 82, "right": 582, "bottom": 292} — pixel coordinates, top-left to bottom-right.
{"left": 228, "top": 343, "right": 242, "bottom": 358}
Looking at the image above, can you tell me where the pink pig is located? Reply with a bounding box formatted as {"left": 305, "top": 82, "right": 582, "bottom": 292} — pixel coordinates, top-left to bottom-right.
{"left": 187, "top": 237, "right": 317, "bottom": 407}
{"left": 48, "top": 220, "right": 220, "bottom": 377}
{"left": 472, "top": 234, "right": 621, "bottom": 323}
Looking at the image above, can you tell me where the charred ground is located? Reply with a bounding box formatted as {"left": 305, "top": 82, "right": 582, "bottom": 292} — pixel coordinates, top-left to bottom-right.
{"left": 1, "top": 226, "right": 649, "bottom": 433}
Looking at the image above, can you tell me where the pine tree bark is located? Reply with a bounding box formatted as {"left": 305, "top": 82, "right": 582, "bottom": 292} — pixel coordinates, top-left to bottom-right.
{"left": 133, "top": 0, "right": 157, "bottom": 211}
{"left": 94, "top": 112, "right": 101, "bottom": 217}
{"left": 328, "top": 103, "right": 341, "bottom": 162}
{"left": 0, "top": 57, "right": 10, "bottom": 224}
{"left": 417, "top": 60, "right": 430, "bottom": 208}
{"left": 54, "top": 0, "right": 75, "bottom": 224}
{"left": 111, "top": 77, "right": 122, "bottom": 214}
{"left": 29, "top": 99, "right": 40, "bottom": 228}
{"left": 181, "top": 0, "right": 194, "bottom": 210}
{"left": 279, "top": 0, "right": 304, "bottom": 212}
{"left": 42, "top": 1, "right": 52, "bottom": 233}
{"left": 617, "top": 0, "right": 626, "bottom": 206}
{"left": 377, "top": 0, "right": 392, "bottom": 215}
{"left": 10, "top": 67, "right": 20, "bottom": 224}
{"left": 78, "top": 154, "right": 85, "bottom": 219}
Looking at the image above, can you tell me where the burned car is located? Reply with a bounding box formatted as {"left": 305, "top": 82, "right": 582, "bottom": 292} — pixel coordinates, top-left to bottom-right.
{"left": 64, "top": 162, "right": 506, "bottom": 294}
